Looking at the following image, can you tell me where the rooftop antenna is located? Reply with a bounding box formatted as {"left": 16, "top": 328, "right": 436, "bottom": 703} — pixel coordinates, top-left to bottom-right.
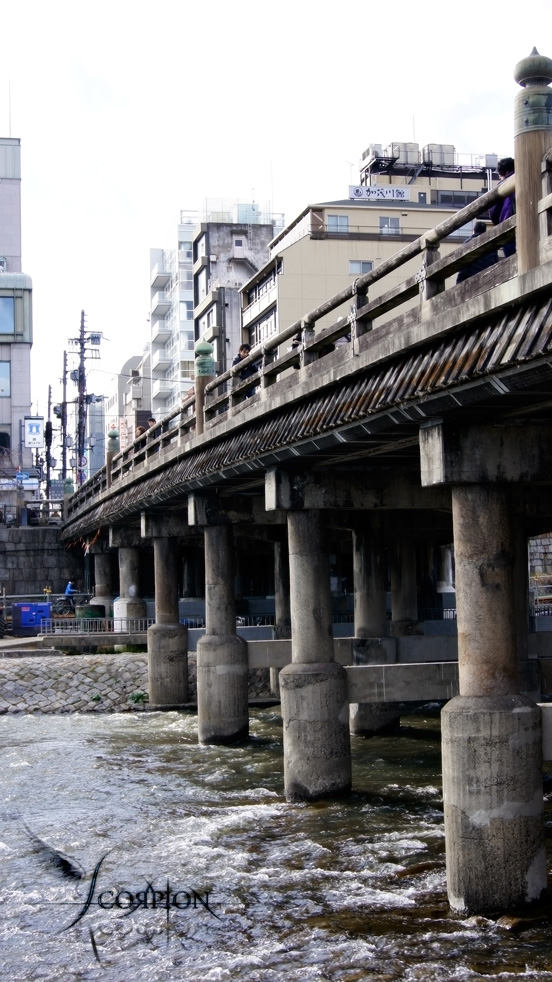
{"left": 8, "top": 78, "right": 11, "bottom": 137}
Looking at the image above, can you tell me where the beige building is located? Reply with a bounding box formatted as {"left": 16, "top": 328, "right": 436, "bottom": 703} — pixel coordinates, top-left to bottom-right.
{"left": 242, "top": 142, "right": 505, "bottom": 346}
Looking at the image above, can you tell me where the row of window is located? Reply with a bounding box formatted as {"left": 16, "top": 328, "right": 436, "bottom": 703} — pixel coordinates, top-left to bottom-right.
{"left": 328, "top": 207, "right": 479, "bottom": 236}
{"left": 328, "top": 215, "right": 401, "bottom": 235}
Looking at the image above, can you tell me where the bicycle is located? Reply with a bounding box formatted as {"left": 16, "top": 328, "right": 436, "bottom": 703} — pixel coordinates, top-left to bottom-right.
{"left": 52, "top": 596, "right": 76, "bottom": 615}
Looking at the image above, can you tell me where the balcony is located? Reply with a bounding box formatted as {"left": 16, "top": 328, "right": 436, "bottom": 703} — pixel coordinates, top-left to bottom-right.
{"left": 242, "top": 283, "right": 277, "bottom": 327}
{"left": 151, "top": 291, "right": 171, "bottom": 318}
{"left": 152, "top": 378, "right": 174, "bottom": 400}
{"left": 152, "top": 348, "right": 172, "bottom": 371}
{"left": 150, "top": 264, "right": 170, "bottom": 290}
{"left": 151, "top": 319, "right": 171, "bottom": 343}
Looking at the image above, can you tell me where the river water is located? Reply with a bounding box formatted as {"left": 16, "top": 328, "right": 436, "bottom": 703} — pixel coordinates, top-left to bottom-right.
{"left": 2, "top": 706, "right": 552, "bottom": 981}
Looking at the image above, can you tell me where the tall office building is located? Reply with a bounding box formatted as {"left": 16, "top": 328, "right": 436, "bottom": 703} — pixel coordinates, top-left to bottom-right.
{"left": 0, "top": 137, "right": 33, "bottom": 476}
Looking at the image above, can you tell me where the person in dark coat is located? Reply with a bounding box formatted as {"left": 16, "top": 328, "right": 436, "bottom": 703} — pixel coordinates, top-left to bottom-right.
{"left": 232, "top": 344, "right": 257, "bottom": 398}
{"left": 456, "top": 221, "right": 499, "bottom": 284}
{"left": 489, "top": 157, "right": 516, "bottom": 257}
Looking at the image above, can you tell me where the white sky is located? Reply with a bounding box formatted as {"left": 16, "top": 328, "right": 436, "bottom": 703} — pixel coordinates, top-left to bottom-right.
{"left": 0, "top": 0, "right": 549, "bottom": 419}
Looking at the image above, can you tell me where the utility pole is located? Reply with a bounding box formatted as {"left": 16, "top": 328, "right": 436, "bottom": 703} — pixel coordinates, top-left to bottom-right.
{"left": 45, "top": 384, "right": 52, "bottom": 502}
{"left": 76, "top": 310, "right": 87, "bottom": 486}
{"left": 61, "top": 351, "right": 67, "bottom": 480}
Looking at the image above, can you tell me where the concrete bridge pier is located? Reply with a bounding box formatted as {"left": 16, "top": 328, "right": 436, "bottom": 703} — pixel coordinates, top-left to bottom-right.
{"left": 280, "top": 510, "right": 351, "bottom": 801}
{"left": 442, "top": 485, "right": 545, "bottom": 914}
{"left": 147, "top": 536, "right": 188, "bottom": 708}
{"left": 108, "top": 528, "right": 148, "bottom": 627}
{"left": 390, "top": 536, "right": 418, "bottom": 636}
{"left": 115, "top": 547, "right": 147, "bottom": 620}
{"left": 350, "top": 523, "right": 400, "bottom": 736}
{"left": 196, "top": 522, "right": 248, "bottom": 744}
{"left": 420, "top": 421, "right": 547, "bottom": 914}
{"left": 271, "top": 536, "right": 291, "bottom": 698}
{"left": 90, "top": 544, "right": 114, "bottom": 616}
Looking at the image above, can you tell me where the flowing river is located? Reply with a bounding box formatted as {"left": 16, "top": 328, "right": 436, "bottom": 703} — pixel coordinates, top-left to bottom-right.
{"left": 2, "top": 706, "right": 552, "bottom": 981}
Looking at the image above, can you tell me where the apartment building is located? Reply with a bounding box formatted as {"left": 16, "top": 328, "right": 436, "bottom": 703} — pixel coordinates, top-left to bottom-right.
{"left": 193, "top": 200, "right": 283, "bottom": 374}
{"left": 242, "top": 141, "right": 504, "bottom": 348}
{"left": 104, "top": 351, "right": 152, "bottom": 451}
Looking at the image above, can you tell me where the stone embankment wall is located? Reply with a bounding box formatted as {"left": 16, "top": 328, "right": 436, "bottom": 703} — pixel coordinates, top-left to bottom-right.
{"left": 530, "top": 534, "right": 552, "bottom": 576}
{"left": 0, "top": 651, "right": 271, "bottom": 714}
{"left": 0, "top": 526, "right": 82, "bottom": 596}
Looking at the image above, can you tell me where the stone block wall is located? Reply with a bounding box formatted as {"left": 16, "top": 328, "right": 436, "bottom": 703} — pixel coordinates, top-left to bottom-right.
{"left": 529, "top": 534, "right": 552, "bottom": 576}
{"left": 0, "top": 526, "right": 83, "bottom": 596}
{"left": 0, "top": 651, "right": 271, "bottom": 714}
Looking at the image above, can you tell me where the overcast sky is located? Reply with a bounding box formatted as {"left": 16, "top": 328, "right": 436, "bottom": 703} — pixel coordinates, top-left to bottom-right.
{"left": 1, "top": 1, "right": 549, "bottom": 420}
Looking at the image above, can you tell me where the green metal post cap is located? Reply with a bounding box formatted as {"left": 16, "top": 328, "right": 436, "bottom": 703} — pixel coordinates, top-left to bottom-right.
{"left": 514, "top": 48, "right": 552, "bottom": 87}
{"left": 106, "top": 427, "right": 120, "bottom": 452}
{"left": 195, "top": 339, "right": 216, "bottom": 377}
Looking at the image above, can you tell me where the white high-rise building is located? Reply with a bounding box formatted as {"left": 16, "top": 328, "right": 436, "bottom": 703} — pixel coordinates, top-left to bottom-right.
{"left": 0, "top": 138, "right": 33, "bottom": 477}
{"left": 149, "top": 211, "right": 197, "bottom": 418}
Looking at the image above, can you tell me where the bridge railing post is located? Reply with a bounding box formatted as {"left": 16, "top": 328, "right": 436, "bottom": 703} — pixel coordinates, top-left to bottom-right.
{"left": 417, "top": 234, "right": 442, "bottom": 304}
{"left": 299, "top": 321, "right": 316, "bottom": 369}
{"left": 514, "top": 49, "right": 552, "bottom": 274}
{"left": 351, "top": 282, "right": 371, "bottom": 350}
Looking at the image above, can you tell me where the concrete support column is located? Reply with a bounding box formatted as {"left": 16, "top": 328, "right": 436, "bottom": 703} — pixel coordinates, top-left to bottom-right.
{"left": 182, "top": 549, "right": 203, "bottom": 599}
{"left": 436, "top": 545, "right": 455, "bottom": 594}
{"left": 91, "top": 551, "right": 113, "bottom": 616}
{"left": 148, "top": 537, "right": 188, "bottom": 708}
{"left": 196, "top": 524, "right": 248, "bottom": 744}
{"left": 271, "top": 538, "right": 291, "bottom": 697}
{"left": 280, "top": 510, "right": 351, "bottom": 800}
{"left": 350, "top": 525, "right": 400, "bottom": 736}
{"left": 442, "top": 484, "right": 545, "bottom": 914}
{"left": 114, "top": 547, "right": 147, "bottom": 624}
{"left": 353, "top": 526, "right": 387, "bottom": 638}
{"left": 390, "top": 537, "right": 418, "bottom": 635}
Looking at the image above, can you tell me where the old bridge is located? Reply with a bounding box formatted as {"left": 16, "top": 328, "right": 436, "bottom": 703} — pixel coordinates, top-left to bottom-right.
{"left": 62, "top": 52, "right": 552, "bottom": 915}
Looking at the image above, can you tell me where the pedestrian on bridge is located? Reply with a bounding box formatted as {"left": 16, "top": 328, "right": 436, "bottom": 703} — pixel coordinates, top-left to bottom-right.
{"left": 490, "top": 157, "right": 516, "bottom": 257}
{"left": 232, "top": 344, "right": 257, "bottom": 398}
{"left": 456, "top": 221, "right": 499, "bottom": 283}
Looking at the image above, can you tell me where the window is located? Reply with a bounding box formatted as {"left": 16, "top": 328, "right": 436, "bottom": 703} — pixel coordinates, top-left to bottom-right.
{"left": 250, "top": 308, "right": 277, "bottom": 348}
{"left": 0, "top": 362, "right": 10, "bottom": 396}
{"left": 179, "top": 301, "right": 193, "bottom": 321}
{"left": 178, "top": 240, "right": 193, "bottom": 261}
{"left": 327, "top": 215, "right": 349, "bottom": 234}
{"left": 0, "top": 297, "right": 15, "bottom": 334}
{"left": 437, "top": 191, "right": 480, "bottom": 207}
{"left": 349, "top": 260, "right": 373, "bottom": 275}
{"left": 379, "top": 216, "right": 401, "bottom": 235}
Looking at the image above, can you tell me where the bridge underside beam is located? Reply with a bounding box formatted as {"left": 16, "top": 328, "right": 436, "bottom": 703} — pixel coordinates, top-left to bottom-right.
{"left": 266, "top": 467, "right": 451, "bottom": 512}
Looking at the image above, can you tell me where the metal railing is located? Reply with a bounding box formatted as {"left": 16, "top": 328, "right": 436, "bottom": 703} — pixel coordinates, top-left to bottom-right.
{"left": 40, "top": 618, "right": 154, "bottom": 635}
